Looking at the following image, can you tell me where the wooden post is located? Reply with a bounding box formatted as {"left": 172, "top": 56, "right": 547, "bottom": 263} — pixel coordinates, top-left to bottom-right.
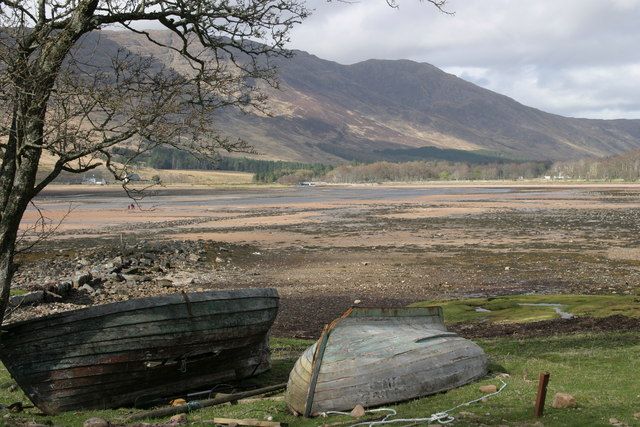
{"left": 534, "top": 372, "right": 550, "bottom": 417}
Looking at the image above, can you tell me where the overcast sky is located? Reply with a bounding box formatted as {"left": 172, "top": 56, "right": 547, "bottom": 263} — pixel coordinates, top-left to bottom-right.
{"left": 288, "top": 0, "right": 640, "bottom": 119}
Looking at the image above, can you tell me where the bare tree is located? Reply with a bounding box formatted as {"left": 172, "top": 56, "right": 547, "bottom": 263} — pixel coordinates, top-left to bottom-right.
{"left": 0, "top": 0, "right": 312, "bottom": 325}
{"left": 0, "top": 0, "right": 448, "bottom": 326}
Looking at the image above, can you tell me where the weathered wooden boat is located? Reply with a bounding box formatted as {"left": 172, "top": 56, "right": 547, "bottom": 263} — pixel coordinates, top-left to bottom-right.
{"left": 285, "top": 306, "right": 487, "bottom": 416}
{"left": 0, "top": 288, "right": 279, "bottom": 414}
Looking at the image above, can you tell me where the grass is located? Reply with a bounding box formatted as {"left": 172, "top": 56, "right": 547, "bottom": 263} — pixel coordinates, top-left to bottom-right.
{"left": 411, "top": 294, "right": 640, "bottom": 324}
{"left": 2, "top": 333, "right": 640, "bottom": 426}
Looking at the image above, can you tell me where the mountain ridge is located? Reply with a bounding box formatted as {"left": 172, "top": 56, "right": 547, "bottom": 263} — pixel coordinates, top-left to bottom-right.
{"left": 89, "top": 30, "right": 640, "bottom": 163}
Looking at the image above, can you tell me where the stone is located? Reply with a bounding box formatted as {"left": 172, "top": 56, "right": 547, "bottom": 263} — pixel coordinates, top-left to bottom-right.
{"left": 80, "top": 284, "right": 95, "bottom": 294}
{"left": 215, "top": 257, "right": 224, "bottom": 263}
{"left": 83, "top": 417, "right": 110, "bottom": 427}
{"left": 170, "top": 398, "right": 186, "bottom": 406}
{"left": 353, "top": 299, "right": 362, "bottom": 304}
{"left": 169, "top": 413, "right": 187, "bottom": 424}
{"left": 75, "top": 272, "right": 93, "bottom": 286}
{"left": 139, "top": 258, "right": 152, "bottom": 267}
{"left": 551, "top": 392, "right": 576, "bottom": 409}
{"left": 350, "top": 404, "right": 366, "bottom": 418}
{"left": 479, "top": 385, "right": 497, "bottom": 393}
{"left": 122, "top": 274, "right": 142, "bottom": 283}
{"left": 188, "top": 253, "right": 201, "bottom": 262}
{"left": 156, "top": 279, "right": 174, "bottom": 287}
{"left": 634, "top": 413, "right": 640, "bottom": 420}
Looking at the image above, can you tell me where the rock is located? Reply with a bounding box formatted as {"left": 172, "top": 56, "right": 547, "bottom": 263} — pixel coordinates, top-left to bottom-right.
{"left": 124, "top": 267, "right": 140, "bottom": 275}
{"left": 75, "top": 272, "right": 93, "bottom": 286}
{"left": 80, "top": 284, "right": 95, "bottom": 294}
{"left": 362, "top": 261, "right": 369, "bottom": 266}
{"left": 139, "top": 258, "right": 152, "bottom": 267}
{"left": 504, "top": 266, "right": 510, "bottom": 271}
{"left": 551, "top": 392, "right": 576, "bottom": 409}
{"left": 83, "top": 417, "right": 110, "bottom": 427}
{"left": 353, "top": 299, "right": 362, "bottom": 304}
{"left": 215, "top": 256, "right": 224, "bottom": 263}
{"left": 90, "top": 277, "right": 103, "bottom": 287}
{"left": 56, "top": 281, "right": 73, "bottom": 296}
{"left": 156, "top": 279, "right": 174, "bottom": 287}
{"left": 170, "top": 398, "right": 186, "bottom": 406}
{"left": 609, "top": 418, "right": 628, "bottom": 427}
{"left": 188, "top": 253, "right": 201, "bottom": 262}
{"left": 169, "top": 413, "right": 187, "bottom": 424}
{"left": 479, "top": 384, "right": 498, "bottom": 393}
{"left": 350, "top": 404, "right": 366, "bottom": 418}
{"left": 110, "top": 272, "right": 125, "bottom": 282}
{"left": 122, "top": 274, "right": 142, "bottom": 283}
{"left": 8, "top": 290, "right": 44, "bottom": 307}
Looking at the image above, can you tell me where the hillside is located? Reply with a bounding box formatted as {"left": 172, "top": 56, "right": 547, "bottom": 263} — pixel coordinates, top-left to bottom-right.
{"left": 86, "top": 30, "right": 640, "bottom": 163}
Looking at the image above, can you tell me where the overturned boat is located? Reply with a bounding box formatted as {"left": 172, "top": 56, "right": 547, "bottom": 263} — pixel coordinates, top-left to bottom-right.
{"left": 285, "top": 306, "right": 487, "bottom": 416}
{"left": 0, "top": 288, "right": 279, "bottom": 414}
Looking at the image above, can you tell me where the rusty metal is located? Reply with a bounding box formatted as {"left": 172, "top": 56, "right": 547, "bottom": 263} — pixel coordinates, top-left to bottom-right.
{"left": 534, "top": 372, "right": 551, "bottom": 417}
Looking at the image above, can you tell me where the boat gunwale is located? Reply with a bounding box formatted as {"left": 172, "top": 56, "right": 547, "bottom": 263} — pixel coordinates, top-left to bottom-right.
{"left": 1, "top": 288, "right": 279, "bottom": 331}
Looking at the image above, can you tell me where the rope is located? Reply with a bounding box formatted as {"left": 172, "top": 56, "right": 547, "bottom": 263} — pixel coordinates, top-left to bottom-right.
{"left": 320, "top": 378, "right": 508, "bottom": 426}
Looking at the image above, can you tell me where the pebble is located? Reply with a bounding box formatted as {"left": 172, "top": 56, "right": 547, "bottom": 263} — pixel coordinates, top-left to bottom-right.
{"left": 80, "top": 284, "right": 95, "bottom": 294}
{"left": 169, "top": 413, "right": 187, "bottom": 424}
{"left": 83, "top": 417, "right": 110, "bottom": 427}
{"left": 551, "top": 392, "right": 577, "bottom": 409}
{"left": 350, "top": 404, "right": 366, "bottom": 418}
{"left": 479, "top": 384, "right": 497, "bottom": 393}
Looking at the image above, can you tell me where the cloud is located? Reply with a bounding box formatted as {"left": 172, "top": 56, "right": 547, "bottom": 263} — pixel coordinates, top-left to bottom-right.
{"left": 289, "top": 0, "right": 640, "bottom": 119}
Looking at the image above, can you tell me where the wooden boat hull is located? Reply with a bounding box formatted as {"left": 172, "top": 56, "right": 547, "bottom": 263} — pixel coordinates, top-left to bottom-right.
{"left": 0, "top": 288, "right": 279, "bottom": 414}
{"left": 285, "top": 307, "right": 487, "bottom": 416}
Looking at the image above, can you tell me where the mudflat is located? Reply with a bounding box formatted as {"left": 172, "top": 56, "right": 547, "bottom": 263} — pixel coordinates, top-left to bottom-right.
{"left": 12, "top": 183, "right": 640, "bottom": 337}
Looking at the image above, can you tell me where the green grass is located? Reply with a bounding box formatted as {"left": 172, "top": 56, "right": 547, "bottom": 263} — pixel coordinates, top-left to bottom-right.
{"left": 411, "top": 294, "right": 640, "bottom": 324}
{"left": 2, "top": 333, "right": 640, "bottom": 426}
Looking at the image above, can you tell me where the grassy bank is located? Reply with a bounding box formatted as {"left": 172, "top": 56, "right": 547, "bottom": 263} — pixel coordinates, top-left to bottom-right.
{"left": 411, "top": 294, "right": 640, "bottom": 324}
{"left": 2, "top": 331, "right": 639, "bottom": 426}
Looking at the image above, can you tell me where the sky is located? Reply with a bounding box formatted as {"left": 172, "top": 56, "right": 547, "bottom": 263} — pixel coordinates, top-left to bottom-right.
{"left": 288, "top": 0, "right": 640, "bottom": 119}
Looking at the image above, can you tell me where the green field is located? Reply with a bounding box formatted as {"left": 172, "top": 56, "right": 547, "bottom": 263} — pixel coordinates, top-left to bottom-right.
{"left": 2, "top": 296, "right": 640, "bottom": 426}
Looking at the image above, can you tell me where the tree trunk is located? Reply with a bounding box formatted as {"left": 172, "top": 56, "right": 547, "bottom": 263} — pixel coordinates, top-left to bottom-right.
{"left": 0, "top": 111, "right": 48, "bottom": 326}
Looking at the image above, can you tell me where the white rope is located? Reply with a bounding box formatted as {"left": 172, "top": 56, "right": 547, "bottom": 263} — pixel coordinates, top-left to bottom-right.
{"left": 320, "top": 378, "right": 508, "bottom": 426}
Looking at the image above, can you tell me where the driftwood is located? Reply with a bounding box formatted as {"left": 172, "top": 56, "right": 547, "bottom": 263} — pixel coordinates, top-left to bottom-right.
{"left": 127, "top": 383, "right": 287, "bottom": 421}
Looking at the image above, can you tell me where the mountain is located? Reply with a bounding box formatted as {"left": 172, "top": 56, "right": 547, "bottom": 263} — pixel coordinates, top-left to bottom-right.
{"left": 89, "top": 30, "right": 640, "bottom": 163}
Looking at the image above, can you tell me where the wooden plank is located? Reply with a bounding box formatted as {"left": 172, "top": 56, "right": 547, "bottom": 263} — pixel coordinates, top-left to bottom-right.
{"left": 2, "top": 296, "right": 278, "bottom": 344}
{"left": 3, "top": 288, "right": 278, "bottom": 332}
{"left": 534, "top": 372, "right": 550, "bottom": 417}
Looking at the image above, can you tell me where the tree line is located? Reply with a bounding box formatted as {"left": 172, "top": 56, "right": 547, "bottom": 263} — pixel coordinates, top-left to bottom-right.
{"left": 323, "top": 160, "right": 551, "bottom": 183}
{"left": 550, "top": 149, "right": 640, "bottom": 181}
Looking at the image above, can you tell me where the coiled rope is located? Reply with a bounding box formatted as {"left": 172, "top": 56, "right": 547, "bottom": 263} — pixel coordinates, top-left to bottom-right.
{"left": 321, "top": 378, "right": 508, "bottom": 426}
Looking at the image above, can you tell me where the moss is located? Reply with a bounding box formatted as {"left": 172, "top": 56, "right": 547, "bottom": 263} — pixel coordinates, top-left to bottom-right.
{"left": 411, "top": 294, "right": 640, "bottom": 324}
